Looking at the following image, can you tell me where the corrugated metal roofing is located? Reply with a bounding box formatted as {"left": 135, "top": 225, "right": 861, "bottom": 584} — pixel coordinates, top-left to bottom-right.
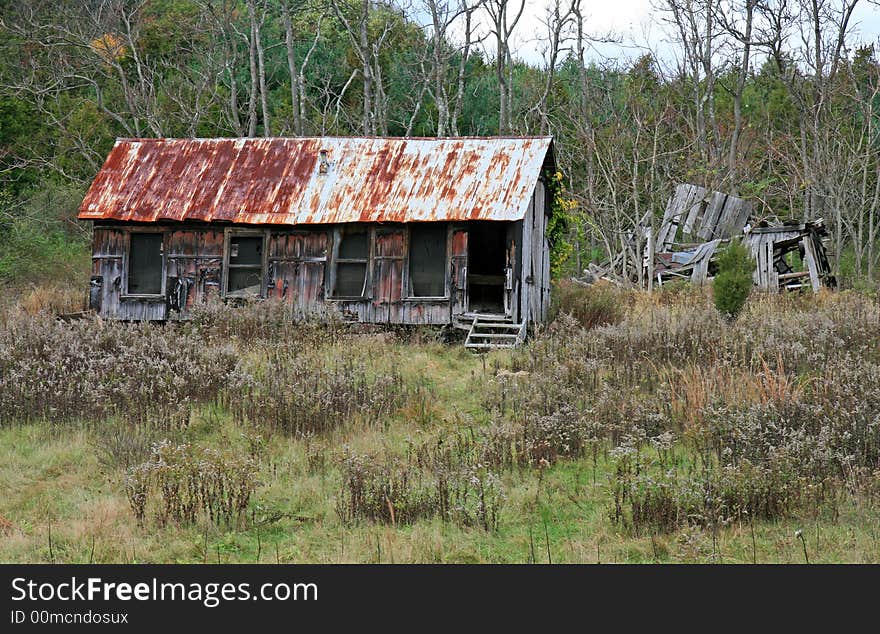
{"left": 78, "top": 136, "right": 553, "bottom": 225}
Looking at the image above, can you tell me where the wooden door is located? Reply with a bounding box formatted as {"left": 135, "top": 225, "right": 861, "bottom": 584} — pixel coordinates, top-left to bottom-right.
{"left": 268, "top": 231, "right": 329, "bottom": 316}
{"left": 451, "top": 228, "right": 468, "bottom": 316}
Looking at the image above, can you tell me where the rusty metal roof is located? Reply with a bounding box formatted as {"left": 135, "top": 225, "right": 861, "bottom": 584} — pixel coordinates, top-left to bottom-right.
{"left": 78, "top": 136, "right": 553, "bottom": 225}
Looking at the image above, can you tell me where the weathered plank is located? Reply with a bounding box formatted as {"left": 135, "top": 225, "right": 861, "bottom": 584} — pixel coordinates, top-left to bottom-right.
{"left": 801, "top": 235, "right": 821, "bottom": 293}
{"left": 681, "top": 193, "right": 708, "bottom": 238}
{"left": 696, "top": 192, "right": 727, "bottom": 240}
{"left": 689, "top": 239, "right": 722, "bottom": 285}
{"left": 716, "top": 196, "right": 751, "bottom": 239}
{"left": 658, "top": 184, "right": 710, "bottom": 250}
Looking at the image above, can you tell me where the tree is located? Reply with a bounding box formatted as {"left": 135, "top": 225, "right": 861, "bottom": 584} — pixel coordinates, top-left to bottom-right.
{"left": 713, "top": 239, "right": 754, "bottom": 319}
{"left": 484, "top": 0, "right": 525, "bottom": 133}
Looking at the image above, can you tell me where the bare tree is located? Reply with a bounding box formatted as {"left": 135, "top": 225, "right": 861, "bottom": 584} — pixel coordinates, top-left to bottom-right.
{"left": 661, "top": 0, "right": 723, "bottom": 166}
{"left": 532, "top": 0, "right": 575, "bottom": 134}
{"left": 199, "top": 0, "right": 246, "bottom": 135}
{"left": 282, "top": 1, "right": 322, "bottom": 136}
{"left": 330, "top": 0, "right": 379, "bottom": 134}
{"left": 240, "top": 0, "right": 264, "bottom": 136}
{"left": 716, "top": 0, "right": 758, "bottom": 190}
{"left": 485, "top": 0, "right": 525, "bottom": 133}
{"left": 449, "top": 2, "right": 484, "bottom": 135}
{"left": 416, "top": 0, "right": 485, "bottom": 136}
{"left": 252, "top": 0, "right": 271, "bottom": 136}
{"left": 3, "top": 1, "right": 162, "bottom": 139}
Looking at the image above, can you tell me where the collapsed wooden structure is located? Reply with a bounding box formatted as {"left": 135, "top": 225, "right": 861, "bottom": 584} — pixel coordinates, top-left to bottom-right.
{"left": 585, "top": 183, "right": 836, "bottom": 292}
{"left": 743, "top": 221, "right": 835, "bottom": 291}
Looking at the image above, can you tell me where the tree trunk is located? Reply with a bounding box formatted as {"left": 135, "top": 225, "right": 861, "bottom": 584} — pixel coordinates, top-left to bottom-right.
{"left": 246, "top": 0, "right": 259, "bottom": 137}
{"left": 283, "top": 5, "right": 302, "bottom": 136}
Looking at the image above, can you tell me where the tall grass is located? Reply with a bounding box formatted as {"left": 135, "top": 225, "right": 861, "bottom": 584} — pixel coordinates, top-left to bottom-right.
{"left": 0, "top": 314, "right": 235, "bottom": 428}
{"left": 223, "top": 348, "right": 412, "bottom": 436}
{"left": 498, "top": 287, "right": 880, "bottom": 534}
{"left": 2, "top": 287, "right": 880, "bottom": 550}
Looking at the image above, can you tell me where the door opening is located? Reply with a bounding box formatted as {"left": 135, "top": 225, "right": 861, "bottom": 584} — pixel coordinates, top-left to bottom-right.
{"left": 467, "top": 222, "right": 508, "bottom": 314}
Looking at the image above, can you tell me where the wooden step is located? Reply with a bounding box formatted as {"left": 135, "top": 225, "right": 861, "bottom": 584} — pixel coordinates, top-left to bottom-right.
{"left": 464, "top": 315, "right": 526, "bottom": 351}
{"left": 471, "top": 322, "right": 521, "bottom": 330}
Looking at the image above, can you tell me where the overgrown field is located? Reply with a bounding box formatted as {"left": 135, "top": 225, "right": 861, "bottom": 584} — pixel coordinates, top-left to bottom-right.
{"left": 2, "top": 284, "right": 880, "bottom": 563}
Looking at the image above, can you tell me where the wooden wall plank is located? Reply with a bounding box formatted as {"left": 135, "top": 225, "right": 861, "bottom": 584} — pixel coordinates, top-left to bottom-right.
{"left": 697, "top": 192, "right": 727, "bottom": 240}
{"left": 802, "top": 236, "right": 821, "bottom": 292}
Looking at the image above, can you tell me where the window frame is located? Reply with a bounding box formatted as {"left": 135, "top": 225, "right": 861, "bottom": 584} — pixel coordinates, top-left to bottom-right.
{"left": 405, "top": 222, "right": 450, "bottom": 301}
{"left": 222, "top": 229, "right": 268, "bottom": 299}
{"left": 329, "top": 225, "right": 372, "bottom": 300}
{"left": 122, "top": 228, "right": 166, "bottom": 299}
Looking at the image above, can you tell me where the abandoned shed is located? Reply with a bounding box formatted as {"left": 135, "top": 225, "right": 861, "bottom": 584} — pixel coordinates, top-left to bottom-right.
{"left": 78, "top": 136, "right": 555, "bottom": 347}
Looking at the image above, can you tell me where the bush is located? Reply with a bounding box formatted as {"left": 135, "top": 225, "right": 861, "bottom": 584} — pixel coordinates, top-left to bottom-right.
{"left": 0, "top": 315, "right": 236, "bottom": 427}
{"left": 92, "top": 421, "right": 168, "bottom": 471}
{"left": 125, "top": 440, "right": 258, "bottom": 527}
{"left": 335, "top": 449, "right": 504, "bottom": 531}
{"left": 186, "top": 299, "right": 343, "bottom": 348}
{"left": 0, "top": 183, "right": 89, "bottom": 289}
{"left": 479, "top": 406, "right": 597, "bottom": 469}
{"left": 549, "top": 280, "right": 624, "bottom": 329}
{"left": 223, "top": 350, "right": 410, "bottom": 436}
{"left": 713, "top": 240, "right": 754, "bottom": 319}
{"left": 610, "top": 458, "right": 801, "bottom": 536}
{"left": 16, "top": 285, "right": 85, "bottom": 315}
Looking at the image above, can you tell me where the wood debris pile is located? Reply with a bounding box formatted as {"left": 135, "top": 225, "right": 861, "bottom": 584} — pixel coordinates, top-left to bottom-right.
{"left": 579, "top": 184, "right": 836, "bottom": 292}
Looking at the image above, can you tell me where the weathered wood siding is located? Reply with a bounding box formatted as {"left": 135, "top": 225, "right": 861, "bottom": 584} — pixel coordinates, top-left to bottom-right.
{"left": 520, "top": 178, "right": 551, "bottom": 323}
{"left": 89, "top": 184, "right": 550, "bottom": 325}
{"left": 657, "top": 184, "right": 752, "bottom": 251}
{"left": 166, "top": 229, "right": 223, "bottom": 312}
{"left": 267, "top": 230, "right": 328, "bottom": 314}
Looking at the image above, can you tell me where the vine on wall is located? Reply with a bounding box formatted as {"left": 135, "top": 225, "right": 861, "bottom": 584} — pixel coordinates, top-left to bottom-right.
{"left": 544, "top": 169, "right": 577, "bottom": 278}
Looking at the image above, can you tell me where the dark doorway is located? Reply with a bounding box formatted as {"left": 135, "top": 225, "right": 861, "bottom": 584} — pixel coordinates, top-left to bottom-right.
{"left": 467, "top": 222, "right": 507, "bottom": 314}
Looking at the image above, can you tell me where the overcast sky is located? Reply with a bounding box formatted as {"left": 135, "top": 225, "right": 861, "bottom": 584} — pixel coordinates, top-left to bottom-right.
{"left": 436, "top": 0, "right": 880, "bottom": 70}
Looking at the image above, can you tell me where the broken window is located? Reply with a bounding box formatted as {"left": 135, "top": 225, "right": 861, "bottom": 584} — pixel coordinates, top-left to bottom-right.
{"left": 409, "top": 223, "right": 447, "bottom": 297}
{"left": 333, "top": 227, "right": 369, "bottom": 297}
{"left": 226, "top": 235, "right": 264, "bottom": 296}
{"left": 127, "top": 232, "right": 163, "bottom": 295}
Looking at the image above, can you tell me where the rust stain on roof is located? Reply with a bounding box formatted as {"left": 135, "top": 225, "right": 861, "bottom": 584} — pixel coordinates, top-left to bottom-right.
{"left": 79, "top": 136, "right": 554, "bottom": 225}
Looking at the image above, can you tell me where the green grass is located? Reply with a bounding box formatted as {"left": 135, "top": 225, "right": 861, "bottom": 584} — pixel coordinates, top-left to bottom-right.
{"left": 1, "top": 336, "right": 878, "bottom": 564}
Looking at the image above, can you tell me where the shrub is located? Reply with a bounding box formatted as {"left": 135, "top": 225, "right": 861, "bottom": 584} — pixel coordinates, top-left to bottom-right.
{"left": 335, "top": 451, "right": 437, "bottom": 526}
{"left": 223, "top": 350, "right": 410, "bottom": 436}
{"left": 0, "top": 315, "right": 236, "bottom": 428}
{"left": 16, "top": 284, "right": 85, "bottom": 315}
{"left": 0, "top": 183, "right": 89, "bottom": 289}
{"left": 479, "top": 407, "right": 597, "bottom": 469}
{"left": 713, "top": 240, "right": 754, "bottom": 319}
{"left": 335, "top": 448, "right": 504, "bottom": 531}
{"left": 125, "top": 440, "right": 258, "bottom": 527}
{"left": 609, "top": 443, "right": 801, "bottom": 535}
{"left": 549, "top": 280, "right": 624, "bottom": 329}
{"left": 186, "top": 298, "right": 343, "bottom": 348}
{"left": 92, "top": 421, "right": 168, "bottom": 471}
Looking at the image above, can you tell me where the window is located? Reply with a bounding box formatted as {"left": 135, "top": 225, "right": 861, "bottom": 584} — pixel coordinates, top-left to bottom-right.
{"left": 333, "top": 227, "right": 369, "bottom": 297}
{"left": 226, "top": 235, "right": 264, "bottom": 296}
{"left": 409, "top": 223, "right": 447, "bottom": 297}
{"left": 127, "top": 233, "right": 163, "bottom": 295}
